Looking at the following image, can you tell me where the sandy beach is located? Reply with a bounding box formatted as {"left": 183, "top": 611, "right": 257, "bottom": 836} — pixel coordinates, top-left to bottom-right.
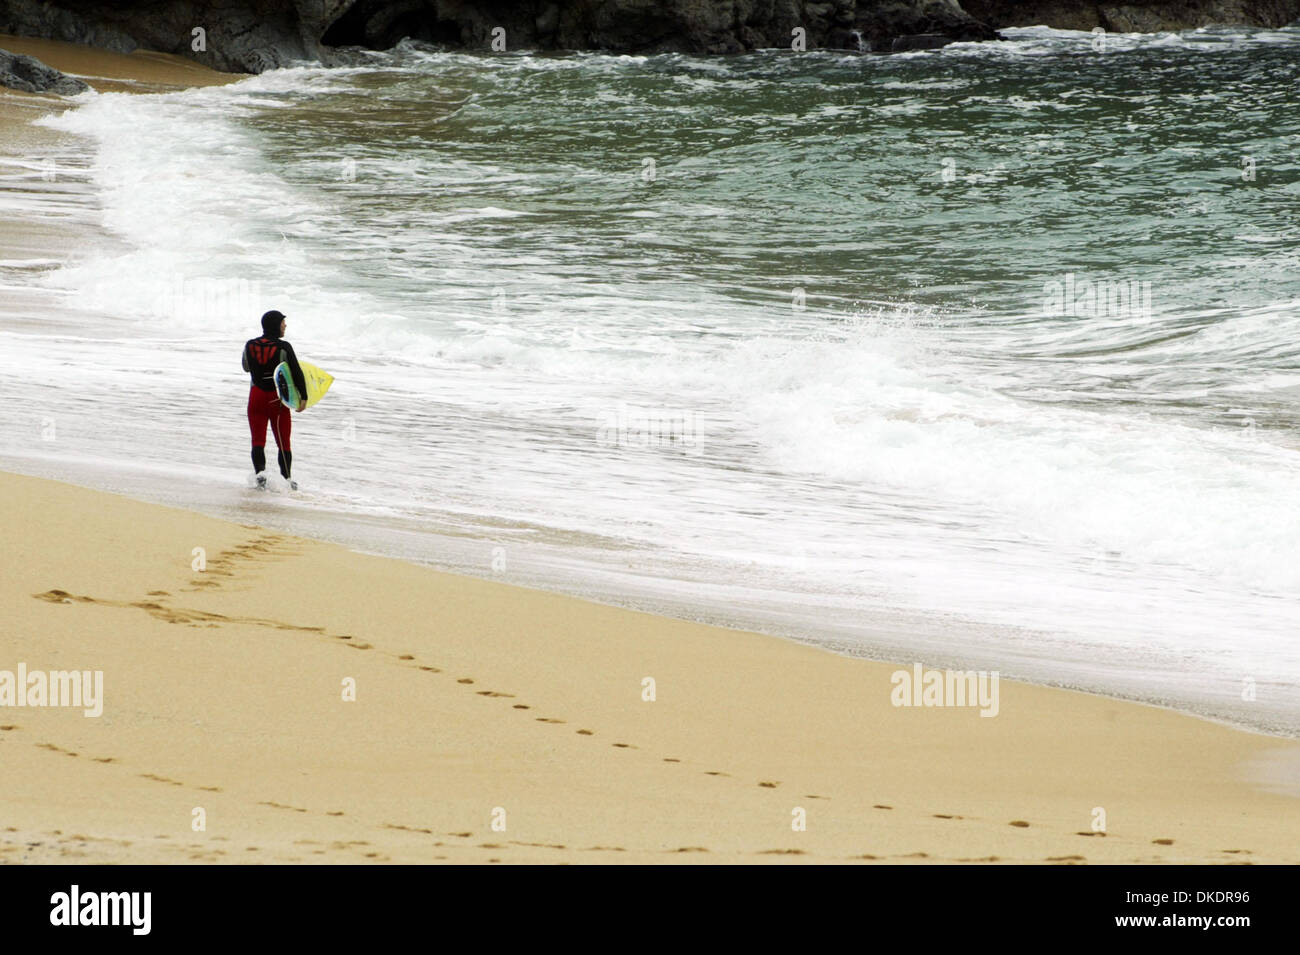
{"left": 2, "top": 467, "right": 1298, "bottom": 864}
{"left": 3, "top": 34, "right": 1299, "bottom": 866}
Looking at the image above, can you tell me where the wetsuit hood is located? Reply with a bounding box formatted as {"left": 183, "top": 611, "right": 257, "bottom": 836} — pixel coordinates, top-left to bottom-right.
{"left": 261, "top": 310, "right": 285, "bottom": 339}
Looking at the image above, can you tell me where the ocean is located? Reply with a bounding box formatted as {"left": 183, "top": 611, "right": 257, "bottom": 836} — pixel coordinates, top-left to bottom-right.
{"left": 3, "top": 26, "right": 1298, "bottom": 733}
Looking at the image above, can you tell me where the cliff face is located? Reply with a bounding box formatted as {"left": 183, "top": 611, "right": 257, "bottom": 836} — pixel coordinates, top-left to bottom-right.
{"left": 961, "top": 0, "right": 1300, "bottom": 31}
{"left": 0, "top": 0, "right": 1296, "bottom": 74}
{"left": 320, "top": 0, "right": 998, "bottom": 54}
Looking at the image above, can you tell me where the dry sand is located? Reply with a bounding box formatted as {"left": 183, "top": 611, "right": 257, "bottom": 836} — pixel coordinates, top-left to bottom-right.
{"left": 2, "top": 470, "right": 1297, "bottom": 864}
{"left": 2, "top": 33, "right": 1298, "bottom": 866}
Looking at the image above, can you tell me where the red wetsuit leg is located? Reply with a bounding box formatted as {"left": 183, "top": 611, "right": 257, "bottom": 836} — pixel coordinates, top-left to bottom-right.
{"left": 247, "top": 386, "right": 270, "bottom": 448}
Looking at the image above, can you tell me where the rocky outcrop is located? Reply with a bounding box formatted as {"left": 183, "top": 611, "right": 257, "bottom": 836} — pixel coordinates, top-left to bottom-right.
{"left": 0, "top": 0, "right": 1294, "bottom": 75}
{"left": 0, "top": 46, "right": 90, "bottom": 93}
{"left": 321, "top": 0, "right": 998, "bottom": 54}
{"left": 0, "top": 0, "right": 998, "bottom": 69}
{"left": 0, "top": 0, "right": 352, "bottom": 72}
{"left": 960, "top": 0, "right": 1300, "bottom": 31}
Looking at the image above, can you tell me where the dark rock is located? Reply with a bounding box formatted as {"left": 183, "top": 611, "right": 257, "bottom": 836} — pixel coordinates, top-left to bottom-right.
{"left": 0, "top": 47, "right": 91, "bottom": 94}
{"left": 321, "top": 1, "right": 997, "bottom": 54}
{"left": 891, "top": 32, "right": 956, "bottom": 49}
{"left": 1, "top": 0, "right": 1295, "bottom": 77}
{"left": 960, "top": 0, "right": 1300, "bottom": 31}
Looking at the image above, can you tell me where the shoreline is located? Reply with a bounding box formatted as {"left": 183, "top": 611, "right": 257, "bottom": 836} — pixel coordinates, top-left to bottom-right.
{"left": 4, "top": 466, "right": 1299, "bottom": 864}
{"left": 5, "top": 446, "right": 1293, "bottom": 742}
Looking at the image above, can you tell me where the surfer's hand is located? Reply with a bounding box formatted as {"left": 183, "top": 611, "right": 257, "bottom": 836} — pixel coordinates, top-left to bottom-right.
{"left": 297, "top": 399, "right": 306, "bottom": 412}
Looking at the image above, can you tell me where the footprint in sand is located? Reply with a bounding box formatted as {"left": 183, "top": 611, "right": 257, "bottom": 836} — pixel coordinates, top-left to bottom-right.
{"left": 33, "top": 589, "right": 81, "bottom": 604}
{"left": 758, "top": 781, "right": 779, "bottom": 788}
{"left": 758, "top": 849, "right": 804, "bottom": 855}
{"left": 1152, "top": 838, "right": 1174, "bottom": 845}
{"left": 513, "top": 704, "right": 530, "bottom": 709}
{"left": 933, "top": 814, "right": 962, "bottom": 819}
{"left": 1075, "top": 831, "right": 1106, "bottom": 837}
{"left": 536, "top": 718, "right": 565, "bottom": 724}
{"left": 398, "top": 655, "right": 415, "bottom": 660}
{"left": 575, "top": 729, "right": 592, "bottom": 735}
{"left": 383, "top": 824, "right": 434, "bottom": 835}
{"left": 457, "top": 678, "right": 474, "bottom": 684}
{"left": 873, "top": 805, "right": 892, "bottom": 810}
{"left": 663, "top": 758, "right": 680, "bottom": 763}
{"left": 259, "top": 801, "right": 308, "bottom": 813}
{"left": 476, "top": 691, "right": 514, "bottom": 698}
{"left": 1009, "top": 820, "right": 1030, "bottom": 827}
{"left": 1047, "top": 855, "right": 1085, "bottom": 861}
{"left": 139, "top": 774, "right": 184, "bottom": 787}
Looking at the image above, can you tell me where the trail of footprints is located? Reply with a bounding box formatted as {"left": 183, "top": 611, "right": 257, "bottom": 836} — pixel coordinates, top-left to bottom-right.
{"left": 15, "top": 716, "right": 1238, "bottom": 863}
{"left": 22, "top": 531, "right": 1257, "bottom": 863}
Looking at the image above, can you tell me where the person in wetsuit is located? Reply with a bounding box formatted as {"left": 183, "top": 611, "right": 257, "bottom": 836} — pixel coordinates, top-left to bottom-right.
{"left": 242, "top": 309, "right": 307, "bottom": 489}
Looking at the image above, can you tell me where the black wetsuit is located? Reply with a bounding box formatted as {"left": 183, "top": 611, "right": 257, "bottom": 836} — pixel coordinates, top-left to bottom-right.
{"left": 242, "top": 336, "right": 307, "bottom": 479}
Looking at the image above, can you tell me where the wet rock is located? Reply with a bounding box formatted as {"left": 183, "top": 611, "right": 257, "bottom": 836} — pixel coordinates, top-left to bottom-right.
{"left": 0, "top": 47, "right": 90, "bottom": 94}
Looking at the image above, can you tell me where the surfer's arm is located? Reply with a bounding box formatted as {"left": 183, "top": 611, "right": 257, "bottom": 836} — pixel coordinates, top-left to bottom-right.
{"left": 241, "top": 345, "right": 249, "bottom": 373}
{"left": 280, "top": 342, "right": 309, "bottom": 407}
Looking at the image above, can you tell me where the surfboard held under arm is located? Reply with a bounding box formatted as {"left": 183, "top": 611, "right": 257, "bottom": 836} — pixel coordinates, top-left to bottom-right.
{"left": 275, "top": 360, "right": 335, "bottom": 411}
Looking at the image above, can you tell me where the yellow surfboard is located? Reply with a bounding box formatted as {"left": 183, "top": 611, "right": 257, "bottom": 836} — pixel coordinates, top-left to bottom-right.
{"left": 274, "top": 360, "right": 334, "bottom": 411}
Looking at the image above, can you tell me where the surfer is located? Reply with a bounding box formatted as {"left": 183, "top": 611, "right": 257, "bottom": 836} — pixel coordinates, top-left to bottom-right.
{"left": 242, "top": 309, "right": 307, "bottom": 490}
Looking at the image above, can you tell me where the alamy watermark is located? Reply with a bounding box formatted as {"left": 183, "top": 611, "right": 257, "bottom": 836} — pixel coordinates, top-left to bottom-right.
{"left": 141, "top": 274, "right": 263, "bottom": 324}
{"left": 50, "top": 886, "right": 150, "bottom": 935}
{"left": 0, "top": 663, "right": 103, "bottom": 717}
{"left": 1042, "top": 273, "right": 1152, "bottom": 320}
{"left": 597, "top": 403, "right": 702, "bottom": 450}
{"left": 890, "top": 663, "right": 1000, "bottom": 717}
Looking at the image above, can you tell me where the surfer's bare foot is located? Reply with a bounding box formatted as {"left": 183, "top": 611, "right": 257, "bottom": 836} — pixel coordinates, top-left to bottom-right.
{"left": 255, "top": 473, "right": 267, "bottom": 490}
